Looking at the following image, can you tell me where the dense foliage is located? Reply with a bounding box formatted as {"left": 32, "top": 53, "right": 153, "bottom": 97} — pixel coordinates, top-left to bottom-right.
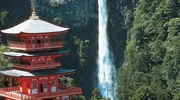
{"left": 0, "top": 46, "right": 12, "bottom": 89}
{"left": 118, "top": 0, "right": 180, "bottom": 100}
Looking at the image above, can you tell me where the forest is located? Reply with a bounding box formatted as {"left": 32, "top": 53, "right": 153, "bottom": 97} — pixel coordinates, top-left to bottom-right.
{"left": 0, "top": 0, "right": 180, "bottom": 100}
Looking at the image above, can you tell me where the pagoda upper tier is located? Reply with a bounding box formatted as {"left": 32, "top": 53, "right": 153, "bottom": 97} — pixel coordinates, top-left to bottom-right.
{"left": 1, "top": 19, "right": 69, "bottom": 51}
{"left": 1, "top": 19, "right": 69, "bottom": 34}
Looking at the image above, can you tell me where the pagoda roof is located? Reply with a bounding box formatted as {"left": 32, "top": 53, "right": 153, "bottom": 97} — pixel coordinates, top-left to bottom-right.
{"left": 3, "top": 49, "right": 70, "bottom": 57}
{"left": 0, "top": 68, "right": 75, "bottom": 77}
{"left": 1, "top": 19, "right": 69, "bottom": 34}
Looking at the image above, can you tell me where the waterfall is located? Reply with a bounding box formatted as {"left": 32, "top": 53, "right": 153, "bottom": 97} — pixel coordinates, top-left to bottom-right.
{"left": 97, "top": 0, "right": 117, "bottom": 99}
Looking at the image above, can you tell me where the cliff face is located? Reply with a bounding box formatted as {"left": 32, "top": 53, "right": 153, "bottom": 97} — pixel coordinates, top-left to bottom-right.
{"left": 107, "top": 0, "right": 137, "bottom": 70}
{"left": 36, "top": 0, "right": 97, "bottom": 27}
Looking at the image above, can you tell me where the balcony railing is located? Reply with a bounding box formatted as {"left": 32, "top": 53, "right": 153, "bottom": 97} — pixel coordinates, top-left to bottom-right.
{"left": 13, "top": 62, "right": 61, "bottom": 71}
{"left": 0, "top": 86, "right": 27, "bottom": 100}
{"left": 32, "top": 87, "right": 82, "bottom": 99}
{"left": 0, "top": 86, "right": 82, "bottom": 100}
{"left": 9, "top": 42, "right": 63, "bottom": 50}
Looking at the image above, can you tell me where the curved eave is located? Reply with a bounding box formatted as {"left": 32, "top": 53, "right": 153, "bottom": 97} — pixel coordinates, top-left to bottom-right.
{"left": 3, "top": 49, "right": 71, "bottom": 57}
{"left": 0, "top": 68, "right": 76, "bottom": 77}
{"left": 1, "top": 19, "right": 70, "bottom": 34}
{"left": 1, "top": 30, "right": 70, "bottom": 35}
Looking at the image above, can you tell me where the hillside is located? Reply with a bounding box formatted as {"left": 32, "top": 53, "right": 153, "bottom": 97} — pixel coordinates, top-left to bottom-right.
{"left": 118, "top": 0, "right": 180, "bottom": 100}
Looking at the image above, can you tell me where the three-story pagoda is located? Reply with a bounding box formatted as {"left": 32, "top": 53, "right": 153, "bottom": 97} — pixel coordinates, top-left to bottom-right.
{"left": 0, "top": 0, "right": 82, "bottom": 100}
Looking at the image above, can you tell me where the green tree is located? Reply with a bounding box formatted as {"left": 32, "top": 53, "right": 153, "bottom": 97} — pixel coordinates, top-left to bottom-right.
{"left": 129, "top": 86, "right": 156, "bottom": 100}
{"left": 91, "top": 88, "right": 104, "bottom": 100}
{"left": 0, "top": 11, "right": 8, "bottom": 25}
{"left": 0, "top": 45, "right": 12, "bottom": 88}
{"left": 72, "top": 95, "right": 86, "bottom": 100}
{"left": 0, "top": 45, "right": 12, "bottom": 70}
{"left": 74, "top": 36, "right": 89, "bottom": 66}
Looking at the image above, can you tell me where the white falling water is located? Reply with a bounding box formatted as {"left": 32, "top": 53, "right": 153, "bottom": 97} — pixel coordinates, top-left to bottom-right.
{"left": 98, "top": 0, "right": 117, "bottom": 100}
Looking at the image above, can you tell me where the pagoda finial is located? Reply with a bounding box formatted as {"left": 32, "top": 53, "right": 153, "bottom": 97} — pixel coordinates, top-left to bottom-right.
{"left": 30, "top": 0, "right": 39, "bottom": 19}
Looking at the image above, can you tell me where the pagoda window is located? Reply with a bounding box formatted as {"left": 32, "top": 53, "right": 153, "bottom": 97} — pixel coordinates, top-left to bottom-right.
{"left": 32, "top": 83, "right": 37, "bottom": 89}
{"left": 47, "top": 57, "right": 52, "bottom": 64}
{"left": 44, "top": 36, "right": 49, "bottom": 43}
{"left": 31, "top": 36, "right": 35, "bottom": 40}
{"left": 31, "top": 58, "right": 37, "bottom": 65}
{"left": 45, "top": 36, "right": 48, "bottom": 39}
{"left": 44, "top": 39, "right": 49, "bottom": 46}
{"left": 32, "top": 40, "right": 35, "bottom": 44}
{"left": 41, "top": 57, "right": 45, "bottom": 65}
{"left": 37, "top": 40, "right": 40, "bottom": 44}
{"left": 44, "top": 83, "right": 48, "bottom": 88}
{"left": 44, "top": 38, "right": 49, "bottom": 43}
{"left": 38, "top": 58, "right": 41, "bottom": 65}
{"left": 51, "top": 81, "right": 56, "bottom": 86}
{"left": 28, "top": 40, "right": 30, "bottom": 44}
{"left": 47, "top": 57, "right": 51, "bottom": 60}
{"left": 43, "top": 83, "right": 48, "bottom": 92}
{"left": 32, "top": 83, "right": 38, "bottom": 94}
{"left": 32, "top": 39, "right": 36, "bottom": 48}
{"left": 47, "top": 62, "right": 51, "bottom": 65}
{"left": 28, "top": 84, "right": 30, "bottom": 88}
{"left": 51, "top": 81, "right": 56, "bottom": 92}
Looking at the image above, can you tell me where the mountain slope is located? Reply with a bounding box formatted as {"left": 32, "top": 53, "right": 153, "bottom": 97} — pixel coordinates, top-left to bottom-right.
{"left": 118, "top": 0, "right": 180, "bottom": 100}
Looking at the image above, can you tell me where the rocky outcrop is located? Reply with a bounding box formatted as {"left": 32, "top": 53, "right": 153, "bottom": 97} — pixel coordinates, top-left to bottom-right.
{"left": 36, "top": 0, "right": 97, "bottom": 27}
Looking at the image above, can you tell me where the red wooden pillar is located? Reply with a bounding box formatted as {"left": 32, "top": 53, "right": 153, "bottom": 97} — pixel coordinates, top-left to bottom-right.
{"left": 48, "top": 35, "right": 50, "bottom": 46}
{"left": 49, "top": 34, "right": 52, "bottom": 46}
{"left": 48, "top": 80, "right": 51, "bottom": 92}
{"left": 69, "top": 96, "right": 72, "bottom": 100}
{"left": 24, "top": 36, "right": 27, "bottom": 48}
{"left": 60, "top": 96, "right": 62, "bottom": 100}
{"left": 9, "top": 77, "right": 12, "bottom": 87}
{"left": 56, "top": 76, "right": 58, "bottom": 92}
{"left": 30, "top": 36, "right": 33, "bottom": 48}
{"left": 29, "top": 81, "right": 32, "bottom": 95}
{"left": 38, "top": 82, "right": 41, "bottom": 94}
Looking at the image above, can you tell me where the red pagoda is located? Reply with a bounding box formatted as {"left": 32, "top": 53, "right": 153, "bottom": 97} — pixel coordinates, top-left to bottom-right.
{"left": 0, "top": 0, "right": 82, "bottom": 100}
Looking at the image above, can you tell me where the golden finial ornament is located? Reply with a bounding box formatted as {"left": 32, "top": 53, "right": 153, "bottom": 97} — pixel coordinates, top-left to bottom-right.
{"left": 30, "top": 0, "right": 39, "bottom": 19}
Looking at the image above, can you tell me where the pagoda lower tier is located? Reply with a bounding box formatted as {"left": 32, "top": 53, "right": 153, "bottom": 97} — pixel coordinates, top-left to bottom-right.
{"left": 0, "top": 68, "right": 82, "bottom": 100}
